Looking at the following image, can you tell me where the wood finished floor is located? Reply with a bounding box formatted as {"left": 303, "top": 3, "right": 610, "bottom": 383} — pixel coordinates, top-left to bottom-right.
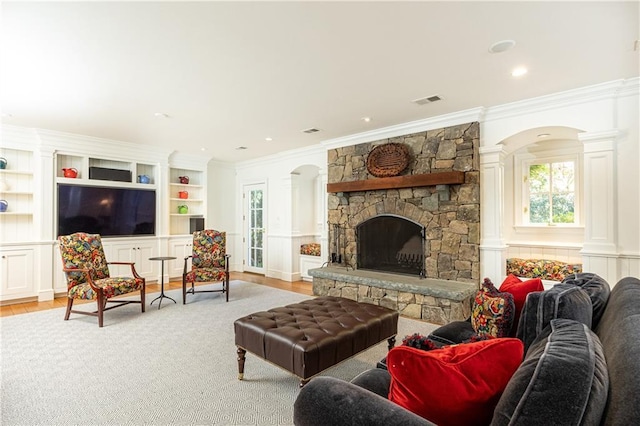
{"left": 0, "top": 272, "right": 313, "bottom": 317}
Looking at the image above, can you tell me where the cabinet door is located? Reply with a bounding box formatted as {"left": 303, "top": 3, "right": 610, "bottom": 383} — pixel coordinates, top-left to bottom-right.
{"left": 168, "top": 239, "right": 192, "bottom": 278}
{"left": 134, "top": 243, "right": 156, "bottom": 278}
{"left": 0, "top": 248, "right": 35, "bottom": 300}
{"left": 107, "top": 242, "right": 156, "bottom": 279}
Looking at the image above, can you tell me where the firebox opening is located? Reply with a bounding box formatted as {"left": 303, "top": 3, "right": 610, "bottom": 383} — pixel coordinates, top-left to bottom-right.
{"left": 356, "top": 214, "right": 425, "bottom": 277}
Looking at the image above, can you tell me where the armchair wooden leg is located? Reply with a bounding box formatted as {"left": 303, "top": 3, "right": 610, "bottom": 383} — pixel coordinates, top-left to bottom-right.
{"left": 182, "top": 279, "right": 187, "bottom": 304}
{"left": 97, "top": 292, "right": 105, "bottom": 328}
{"left": 140, "top": 283, "right": 146, "bottom": 313}
{"left": 226, "top": 277, "right": 229, "bottom": 302}
{"left": 64, "top": 298, "right": 73, "bottom": 321}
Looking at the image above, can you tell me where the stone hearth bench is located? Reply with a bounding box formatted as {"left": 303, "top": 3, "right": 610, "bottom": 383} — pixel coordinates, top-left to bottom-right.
{"left": 309, "top": 266, "right": 477, "bottom": 325}
{"left": 233, "top": 296, "right": 399, "bottom": 387}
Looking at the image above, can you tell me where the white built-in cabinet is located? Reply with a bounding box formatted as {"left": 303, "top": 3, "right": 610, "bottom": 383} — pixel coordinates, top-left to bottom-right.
{"left": 0, "top": 247, "right": 35, "bottom": 301}
{"left": 0, "top": 145, "right": 38, "bottom": 302}
{"left": 168, "top": 167, "right": 205, "bottom": 235}
{"left": 168, "top": 237, "right": 193, "bottom": 278}
{"left": 0, "top": 125, "right": 211, "bottom": 304}
{"left": 0, "top": 147, "right": 35, "bottom": 242}
{"left": 106, "top": 240, "right": 158, "bottom": 278}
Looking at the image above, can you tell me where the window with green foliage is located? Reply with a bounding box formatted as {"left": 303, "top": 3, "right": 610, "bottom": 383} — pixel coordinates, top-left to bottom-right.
{"left": 526, "top": 161, "right": 576, "bottom": 224}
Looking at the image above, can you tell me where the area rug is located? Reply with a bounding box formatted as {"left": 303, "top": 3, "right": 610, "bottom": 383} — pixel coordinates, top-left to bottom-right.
{"left": 0, "top": 281, "right": 438, "bottom": 425}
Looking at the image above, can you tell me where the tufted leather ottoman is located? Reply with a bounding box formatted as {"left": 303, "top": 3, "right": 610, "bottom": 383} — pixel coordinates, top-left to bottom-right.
{"left": 234, "top": 296, "right": 399, "bottom": 386}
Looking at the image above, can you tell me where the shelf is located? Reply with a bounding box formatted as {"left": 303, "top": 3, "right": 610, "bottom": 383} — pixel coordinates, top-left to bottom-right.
{"left": 170, "top": 214, "right": 204, "bottom": 217}
{"left": 55, "top": 177, "right": 156, "bottom": 190}
{"left": 326, "top": 171, "right": 465, "bottom": 193}
{"left": 169, "top": 183, "right": 204, "bottom": 189}
{"left": 0, "top": 212, "right": 33, "bottom": 216}
{"left": 0, "top": 170, "right": 33, "bottom": 176}
{"left": 0, "top": 191, "right": 33, "bottom": 196}
{"left": 170, "top": 198, "right": 203, "bottom": 202}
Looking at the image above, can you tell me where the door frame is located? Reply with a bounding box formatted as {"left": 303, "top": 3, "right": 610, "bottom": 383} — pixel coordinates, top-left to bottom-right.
{"left": 242, "top": 182, "right": 267, "bottom": 274}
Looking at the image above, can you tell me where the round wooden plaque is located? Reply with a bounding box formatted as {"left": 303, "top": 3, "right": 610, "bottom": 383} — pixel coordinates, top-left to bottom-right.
{"left": 366, "top": 143, "right": 410, "bottom": 177}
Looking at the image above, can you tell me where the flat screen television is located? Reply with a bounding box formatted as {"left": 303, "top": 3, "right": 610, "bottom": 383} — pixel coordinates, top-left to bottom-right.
{"left": 57, "top": 184, "right": 156, "bottom": 237}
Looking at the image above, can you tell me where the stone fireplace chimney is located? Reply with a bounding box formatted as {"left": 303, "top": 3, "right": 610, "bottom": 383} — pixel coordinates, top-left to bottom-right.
{"left": 327, "top": 122, "right": 480, "bottom": 283}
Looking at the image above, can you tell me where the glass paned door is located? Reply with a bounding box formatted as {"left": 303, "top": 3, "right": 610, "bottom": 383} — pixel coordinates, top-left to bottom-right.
{"left": 244, "top": 184, "right": 265, "bottom": 274}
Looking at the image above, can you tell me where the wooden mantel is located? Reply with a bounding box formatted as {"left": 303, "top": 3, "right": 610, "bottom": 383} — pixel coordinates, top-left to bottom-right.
{"left": 327, "top": 171, "right": 465, "bottom": 193}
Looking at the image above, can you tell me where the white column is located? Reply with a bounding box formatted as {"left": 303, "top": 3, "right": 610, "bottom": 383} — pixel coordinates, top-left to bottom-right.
{"left": 579, "top": 129, "right": 619, "bottom": 281}
{"left": 318, "top": 168, "right": 329, "bottom": 262}
{"left": 36, "top": 146, "right": 55, "bottom": 301}
{"left": 479, "top": 146, "right": 508, "bottom": 283}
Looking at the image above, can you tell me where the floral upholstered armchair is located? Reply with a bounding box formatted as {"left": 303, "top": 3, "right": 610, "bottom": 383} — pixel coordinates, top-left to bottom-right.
{"left": 58, "top": 233, "right": 145, "bottom": 327}
{"left": 182, "top": 229, "right": 230, "bottom": 304}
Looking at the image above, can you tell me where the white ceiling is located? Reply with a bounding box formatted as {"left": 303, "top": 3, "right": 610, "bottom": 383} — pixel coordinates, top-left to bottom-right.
{"left": 1, "top": 1, "right": 638, "bottom": 163}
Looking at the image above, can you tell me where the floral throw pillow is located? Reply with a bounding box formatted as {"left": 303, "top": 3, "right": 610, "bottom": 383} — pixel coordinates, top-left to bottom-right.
{"left": 471, "top": 278, "right": 515, "bottom": 338}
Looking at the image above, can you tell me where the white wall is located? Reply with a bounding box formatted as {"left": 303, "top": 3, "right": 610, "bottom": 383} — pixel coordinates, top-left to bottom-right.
{"left": 479, "top": 78, "right": 639, "bottom": 284}
{"left": 231, "top": 146, "right": 326, "bottom": 280}
{"left": 223, "top": 78, "right": 639, "bottom": 285}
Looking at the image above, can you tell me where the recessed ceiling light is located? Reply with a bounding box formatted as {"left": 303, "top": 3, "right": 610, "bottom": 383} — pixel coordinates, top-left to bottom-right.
{"left": 236, "top": 146, "right": 248, "bottom": 150}
{"left": 265, "top": 137, "right": 273, "bottom": 141}
{"left": 489, "top": 40, "right": 516, "bottom": 54}
{"left": 537, "top": 133, "right": 551, "bottom": 138}
{"left": 511, "top": 67, "right": 528, "bottom": 77}
{"left": 201, "top": 147, "right": 206, "bottom": 151}
{"left": 361, "top": 117, "right": 371, "bottom": 123}
{"left": 154, "top": 112, "right": 170, "bottom": 118}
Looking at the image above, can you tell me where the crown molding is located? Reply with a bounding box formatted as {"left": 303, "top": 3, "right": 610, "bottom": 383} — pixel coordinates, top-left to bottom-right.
{"left": 618, "top": 76, "right": 640, "bottom": 98}
{"left": 483, "top": 79, "right": 627, "bottom": 123}
{"left": 321, "top": 107, "right": 485, "bottom": 151}
{"left": 34, "top": 128, "right": 173, "bottom": 163}
{"left": 169, "top": 151, "right": 214, "bottom": 169}
{"left": 235, "top": 143, "right": 326, "bottom": 170}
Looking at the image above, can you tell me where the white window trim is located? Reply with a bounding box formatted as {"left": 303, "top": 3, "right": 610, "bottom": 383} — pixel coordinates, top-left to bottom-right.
{"left": 514, "top": 147, "right": 583, "bottom": 228}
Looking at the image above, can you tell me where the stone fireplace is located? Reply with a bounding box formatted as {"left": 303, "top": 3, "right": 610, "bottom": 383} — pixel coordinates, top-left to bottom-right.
{"left": 327, "top": 121, "right": 480, "bottom": 282}
{"left": 309, "top": 121, "right": 481, "bottom": 324}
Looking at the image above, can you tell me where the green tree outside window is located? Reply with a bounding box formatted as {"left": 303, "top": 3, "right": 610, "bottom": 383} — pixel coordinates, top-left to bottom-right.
{"left": 528, "top": 161, "right": 575, "bottom": 224}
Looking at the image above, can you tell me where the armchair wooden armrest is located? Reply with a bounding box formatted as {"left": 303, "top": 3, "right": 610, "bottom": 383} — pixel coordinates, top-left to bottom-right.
{"left": 183, "top": 255, "right": 193, "bottom": 275}
{"left": 62, "top": 266, "right": 100, "bottom": 292}
{"left": 107, "top": 261, "right": 143, "bottom": 279}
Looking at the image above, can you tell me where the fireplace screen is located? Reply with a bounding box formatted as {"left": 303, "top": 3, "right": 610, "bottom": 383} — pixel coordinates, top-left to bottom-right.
{"left": 356, "top": 214, "right": 425, "bottom": 277}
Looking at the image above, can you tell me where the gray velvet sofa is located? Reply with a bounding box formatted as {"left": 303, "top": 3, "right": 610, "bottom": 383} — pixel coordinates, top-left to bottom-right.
{"left": 293, "top": 276, "right": 640, "bottom": 426}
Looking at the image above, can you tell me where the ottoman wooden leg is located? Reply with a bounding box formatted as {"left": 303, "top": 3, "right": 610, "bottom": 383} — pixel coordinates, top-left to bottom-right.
{"left": 387, "top": 336, "right": 396, "bottom": 351}
{"left": 237, "top": 347, "right": 246, "bottom": 380}
{"left": 300, "top": 378, "right": 310, "bottom": 388}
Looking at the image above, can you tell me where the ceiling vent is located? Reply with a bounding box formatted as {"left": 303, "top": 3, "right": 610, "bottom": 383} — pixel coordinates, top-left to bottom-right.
{"left": 412, "top": 95, "right": 442, "bottom": 105}
{"left": 302, "top": 128, "right": 321, "bottom": 134}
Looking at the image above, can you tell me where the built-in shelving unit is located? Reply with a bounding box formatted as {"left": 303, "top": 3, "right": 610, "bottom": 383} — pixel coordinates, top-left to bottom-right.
{"left": 0, "top": 125, "right": 212, "bottom": 304}
{"left": 55, "top": 153, "right": 158, "bottom": 188}
{"left": 0, "top": 148, "right": 35, "bottom": 242}
{"left": 168, "top": 167, "right": 205, "bottom": 235}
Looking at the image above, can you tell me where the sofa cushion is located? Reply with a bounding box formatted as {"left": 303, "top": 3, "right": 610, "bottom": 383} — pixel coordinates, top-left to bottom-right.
{"left": 516, "top": 283, "right": 592, "bottom": 353}
{"left": 387, "top": 338, "right": 523, "bottom": 426}
{"left": 295, "top": 376, "right": 433, "bottom": 426}
{"left": 561, "top": 272, "right": 610, "bottom": 328}
{"left": 427, "top": 320, "right": 476, "bottom": 346}
{"left": 594, "top": 277, "right": 640, "bottom": 425}
{"left": 471, "top": 278, "right": 515, "bottom": 338}
{"left": 492, "top": 319, "right": 608, "bottom": 426}
{"left": 499, "top": 274, "right": 544, "bottom": 336}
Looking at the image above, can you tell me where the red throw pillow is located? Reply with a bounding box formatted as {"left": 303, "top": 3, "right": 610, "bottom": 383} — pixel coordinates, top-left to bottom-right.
{"left": 387, "top": 338, "right": 524, "bottom": 426}
{"left": 500, "top": 274, "right": 544, "bottom": 334}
